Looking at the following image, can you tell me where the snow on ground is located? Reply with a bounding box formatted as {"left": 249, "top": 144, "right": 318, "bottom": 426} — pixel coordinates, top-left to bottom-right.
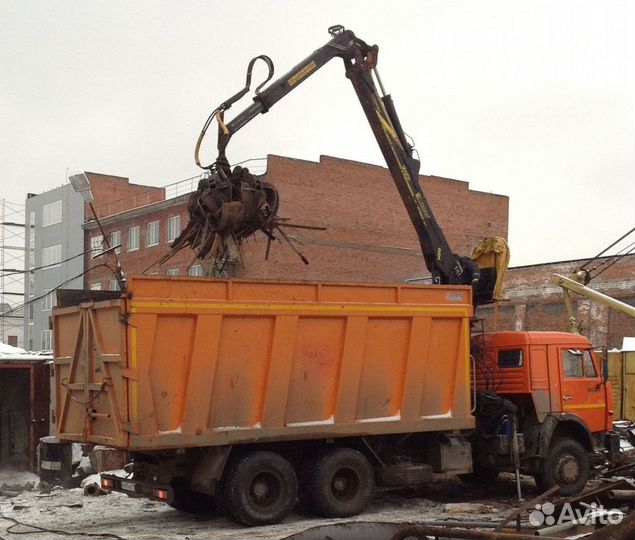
{"left": 0, "top": 470, "right": 39, "bottom": 489}
{"left": 0, "top": 474, "right": 533, "bottom": 540}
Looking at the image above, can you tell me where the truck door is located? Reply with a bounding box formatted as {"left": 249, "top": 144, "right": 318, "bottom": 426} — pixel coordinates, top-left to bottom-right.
{"left": 558, "top": 347, "right": 608, "bottom": 432}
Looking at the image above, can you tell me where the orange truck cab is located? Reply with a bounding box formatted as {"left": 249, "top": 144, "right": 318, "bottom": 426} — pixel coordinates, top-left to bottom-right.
{"left": 471, "top": 331, "right": 616, "bottom": 495}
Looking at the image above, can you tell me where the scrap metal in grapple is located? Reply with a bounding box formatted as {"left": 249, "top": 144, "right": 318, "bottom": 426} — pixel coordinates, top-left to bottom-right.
{"left": 160, "top": 163, "right": 279, "bottom": 265}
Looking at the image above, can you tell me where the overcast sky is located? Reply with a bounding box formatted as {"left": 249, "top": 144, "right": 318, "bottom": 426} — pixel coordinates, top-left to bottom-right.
{"left": 1, "top": 1, "right": 633, "bottom": 267}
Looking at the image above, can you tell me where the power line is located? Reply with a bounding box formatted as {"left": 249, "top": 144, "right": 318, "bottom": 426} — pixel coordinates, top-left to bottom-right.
{"left": 0, "top": 247, "right": 101, "bottom": 277}
{"left": 581, "top": 227, "right": 635, "bottom": 281}
{"left": 591, "top": 243, "right": 635, "bottom": 280}
{"left": 0, "top": 262, "right": 115, "bottom": 319}
{"left": 580, "top": 226, "right": 635, "bottom": 273}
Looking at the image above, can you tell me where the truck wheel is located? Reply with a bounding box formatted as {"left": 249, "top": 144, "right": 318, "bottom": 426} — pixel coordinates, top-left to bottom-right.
{"left": 305, "top": 448, "right": 374, "bottom": 518}
{"left": 222, "top": 451, "right": 297, "bottom": 526}
{"left": 535, "top": 438, "right": 590, "bottom": 496}
{"left": 169, "top": 480, "right": 215, "bottom": 514}
{"left": 458, "top": 466, "right": 499, "bottom": 485}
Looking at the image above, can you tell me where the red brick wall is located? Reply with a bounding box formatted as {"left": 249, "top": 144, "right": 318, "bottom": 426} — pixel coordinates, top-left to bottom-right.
{"left": 268, "top": 154, "right": 508, "bottom": 257}
{"left": 477, "top": 255, "right": 635, "bottom": 350}
{"left": 609, "top": 298, "right": 635, "bottom": 348}
{"left": 243, "top": 154, "right": 508, "bottom": 282}
{"left": 84, "top": 154, "right": 509, "bottom": 287}
{"left": 86, "top": 172, "right": 165, "bottom": 218}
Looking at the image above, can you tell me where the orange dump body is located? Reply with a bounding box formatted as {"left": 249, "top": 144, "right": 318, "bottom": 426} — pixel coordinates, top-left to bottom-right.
{"left": 54, "top": 276, "right": 474, "bottom": 451}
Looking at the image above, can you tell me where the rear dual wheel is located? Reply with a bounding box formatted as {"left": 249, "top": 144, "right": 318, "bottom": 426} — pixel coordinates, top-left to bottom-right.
{"left": 221, "top": 447, "right": 374, "bottom": 525}
{"left": 222, "top": 451, "right": 297, "bottom": 526}
{"left": 303, "top": 448, "right": 374, "bottom": 518}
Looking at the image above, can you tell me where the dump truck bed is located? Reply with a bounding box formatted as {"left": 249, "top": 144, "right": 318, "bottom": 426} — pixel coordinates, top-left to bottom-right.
{"left": 54, "top": 276, "right": 474, "bottom": 451}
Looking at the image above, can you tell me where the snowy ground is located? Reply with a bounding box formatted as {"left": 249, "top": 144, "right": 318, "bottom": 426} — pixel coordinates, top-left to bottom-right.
{"left": 0, "top": 470, "right": 39, "bottom": 489}
{"left": 0, "top": 474, "right": 534, "bottom": 540}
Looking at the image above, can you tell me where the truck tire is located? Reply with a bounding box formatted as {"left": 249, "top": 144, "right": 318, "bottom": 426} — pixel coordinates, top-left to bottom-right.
{"left": 535, "top": 438, "right": 590, "bottom": 496}
{"left": 169, "top": 480, "right": 215, "bottom": 514}
{"left": 222, "top": 451, "right": 297, "bottom": 526}
{"left": 305, "top": 448, "right": 374, "bottom": 518}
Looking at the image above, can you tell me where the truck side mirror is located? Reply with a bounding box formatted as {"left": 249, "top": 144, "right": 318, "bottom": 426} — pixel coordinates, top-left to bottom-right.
{"left": 602, "top": 357, "right": 609, "bottom": 383}
{"left": 594, "top": 346, "right": 608, "bottom": 383}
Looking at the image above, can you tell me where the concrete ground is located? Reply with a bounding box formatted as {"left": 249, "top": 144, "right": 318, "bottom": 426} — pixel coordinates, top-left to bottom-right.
{"left": 0, "top": 474, "right": 535, "bottom": 540}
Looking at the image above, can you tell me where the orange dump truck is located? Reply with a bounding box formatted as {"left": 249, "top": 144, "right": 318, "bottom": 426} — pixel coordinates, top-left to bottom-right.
{"left": 52, "top": 275, "right": 617, "bottom": 525}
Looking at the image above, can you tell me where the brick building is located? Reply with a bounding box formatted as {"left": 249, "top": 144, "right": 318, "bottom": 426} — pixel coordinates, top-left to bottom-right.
{"left": 88, "top": 173, "right": 165, "bottom": 219}
{"left": 477, "top": 254, "right": 635, "bottom": 350}
{"left": 84, "top": 154, "right": 509, "bottom": 288}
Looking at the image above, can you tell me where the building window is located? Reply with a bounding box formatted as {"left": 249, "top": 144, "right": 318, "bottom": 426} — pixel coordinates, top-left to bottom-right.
{"left": 110, "top": 230, "right": 121, "bottom": 254}
{"left": 90, "top": 282, "right": 101, "bottom": 291}
{"left": 41, "top": 329, "right": 52, "bottom": 351}
{"left": 91, "top": 234, "right": 104, "bottom": 254}
{"left": 109, "top": 279, "right": 120, "bottom": 291}
{"left": 188, "top": 264, "right": 204, "bottom": 277}
{"left": 146, "top": 221, "right": 159, "bottom": 247}
{"left": 42, "top": 200, "right": 62, "bottom": 227}
{"left": 167, "top": 215, "right": 181, "bottom": 243}
{"left": 128, "top": 226, "right": 140, "bottom": 251}
{"left": 41, "top": 291, "right": 50, "bottom": 311}
{"left": 41, "top": 289, "right": 55, "bottom": 311}
{"left": 28, "top": 323, "right": 34, "bottom": 351}
{"left": 166, "top": 268, "right": 180, "bottom": 276}
{"left": 42, "top": 244, "right": 62, "bottom": 268}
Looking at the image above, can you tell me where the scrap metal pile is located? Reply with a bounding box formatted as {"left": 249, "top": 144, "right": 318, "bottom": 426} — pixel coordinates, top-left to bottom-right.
{"left": 281, "top": 481, "right": 635, "bottom": 540}
{"left": 158, "top": 162, "right": 282, "bottom": 271}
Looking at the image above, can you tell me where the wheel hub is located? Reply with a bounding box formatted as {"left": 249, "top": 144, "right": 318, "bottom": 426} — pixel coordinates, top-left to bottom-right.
{"left": 331, "top": 468, "right": 360, "bottom": 501}
{"left": 557, "top": 454, "right": 580, "bottom": 483}
{"left": 249, "top": 471, "right": 282, "bottom": 507}
{"left": 252, "top": 480, "right": 269, "bottom": 500}
{"left": 333, "top": 476, "right": 348, "bottom": 493}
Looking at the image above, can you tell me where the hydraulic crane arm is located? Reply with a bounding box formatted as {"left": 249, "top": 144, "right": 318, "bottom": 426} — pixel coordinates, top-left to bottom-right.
{"left": 552, "top": 229, "right": 635, "bottom": 333}
{"left": 190, "top": 25, "right": 508, "bottom": 304}
{"left": 552, "top": 273, "right": 635, "bottom": 334}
